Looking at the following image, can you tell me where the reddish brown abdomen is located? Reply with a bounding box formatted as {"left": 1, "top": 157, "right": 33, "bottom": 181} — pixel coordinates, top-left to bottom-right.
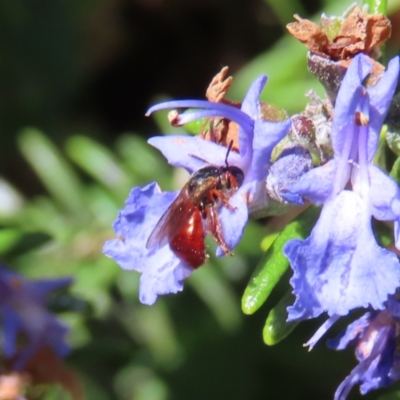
{"left": 170, "top": 209, "right": 206, "bottom": 269}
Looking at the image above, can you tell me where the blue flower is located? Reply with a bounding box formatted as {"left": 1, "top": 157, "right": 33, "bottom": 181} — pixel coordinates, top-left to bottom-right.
{"left": 104, "top": 75, "right": 291, "bottom": 304}
{"left": 326, "top": 296, "right": 400, "bottom": 400}
{"left": 103, "top": 183, "right": 192, "bottom": 305}
{"left": 266, "top": 146, "right": 314, "bottom": 205}
{"left": 282, "top": 54, "right": 400, "bottom": 320}
{"left": 0, "top": 267, "right": 72, "bottom": 370}
{"left": 146, "top": 75, "right": 292, "bottom": 223}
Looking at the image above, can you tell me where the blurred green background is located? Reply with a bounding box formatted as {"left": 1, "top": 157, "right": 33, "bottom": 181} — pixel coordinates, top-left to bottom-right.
{"left": 2, "top": 0, "right": 400, "bottom": 399}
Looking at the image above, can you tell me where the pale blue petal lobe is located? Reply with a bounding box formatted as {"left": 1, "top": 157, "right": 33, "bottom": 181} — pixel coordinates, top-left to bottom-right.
{"left": 285, "top": 192, "right": 400, "bottom": 321}
{"left": 215, "top": 193, "right": 248, "bottom": 257}
{"left": 148, "top": 136, "right": 243, "bottom": 173}
{"left": 250, "top": 119, "right": 292, "bottom": 182}
{"left": 103, "top": 182, "right": 195, "bottom": 304}
{"left": 282, "top": 160, "right": 336, "bottom": 204}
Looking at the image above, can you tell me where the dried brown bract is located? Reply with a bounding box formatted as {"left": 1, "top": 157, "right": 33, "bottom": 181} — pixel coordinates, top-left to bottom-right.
{"left": 287, "top": 15, "right": 330, "bottom": 56}
{"left": 201, "top": 67, "right": 241, "bottom": 151}
{"left": 205, "top": 66, "right": 233, "bottom": 103}
{"left": 287, "top": 6, "right": 391, "bottom": 60}
{"left": 329, "top": 7, "right": 391, "bottom": 59}
{"left": 288, "top": 7, "right": 390, "bottom": 104}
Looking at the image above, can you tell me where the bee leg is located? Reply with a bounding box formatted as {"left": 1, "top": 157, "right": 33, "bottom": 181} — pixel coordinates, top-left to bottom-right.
{"left": 204, "top": 205, "right": 233, "bottom": 256}
{"left": 209, "top": 189, "right": 237, "bottom": 211}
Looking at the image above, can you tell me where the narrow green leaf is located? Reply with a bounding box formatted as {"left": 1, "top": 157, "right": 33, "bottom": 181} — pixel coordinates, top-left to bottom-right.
{"left": 115, "top": 134, "right": 171, "bottom": 187}
{"left": 260, "top": 232, "right": 279, "bottom": 252}
{"left": 66, "top": 136, "right": 131, "bottom": 197}
{"left": 189, "top": 266, "right": 242, "bottom": 331}
{"left": 3, "top": 232, "right": 52, "bottom": 258}
{"left": 46, "top": 292, "right": 90, "bottom": 314}
{"left": 387, "top": 130, "right": 400, "bottom": 157}
{"left": 263, "top": 290, "right": 299, "bottom": 345}
{"left": 18, "top": 128, "right": 85, "bottom": 213}
{"left": 378, "top": 390, "right": 400, "bottom": 400}
{"left": 19, "top": 196, "right": 69, "bottom": 239}
{"left": 364, "top": 0, "right": 387, "bottom": 14}
{"left": 185, "top": 117, "right": 209, "bottom": 135}
{"left": 0, "top": 229, "right": 23, "bottom": 254}
{"left": 373, "top": 125, "right": 387, "bottom": 169}
{"left": 372, "top": 219, "right": 393, "bottom": 248}
{"left": 241, "top": 206, "right": 320, "bottom": 315}
{"left": 390, "top": 155, "right": 400, "bottom": 184}
{"left": 133, "top": 301, "right": 181, "bottom": 367}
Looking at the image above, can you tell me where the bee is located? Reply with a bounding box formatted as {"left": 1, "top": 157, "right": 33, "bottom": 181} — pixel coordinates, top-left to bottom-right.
{"left": 146, "top": 149, "right": 244, "bottom": 269}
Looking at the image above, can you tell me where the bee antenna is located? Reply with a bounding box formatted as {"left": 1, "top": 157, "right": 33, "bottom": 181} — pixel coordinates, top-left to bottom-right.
{"left": 225, "top": 140, "right": 234, "bottom": 167}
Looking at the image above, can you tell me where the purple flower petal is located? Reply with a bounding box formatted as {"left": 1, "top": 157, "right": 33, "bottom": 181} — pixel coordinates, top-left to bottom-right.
{"left": 215, "top": 191, "right": 249, "bottom": 257}
{"left": 332, "top": 317, "right": 396, "bottom": 400}
{"left": 138, "top": 248, "right": 192, "bottom": 305}
{"left": 241, "top": 75, "right": 267, "bottom": 118}
{"left": 2, "top": 305, "right": 20, "bottom": 357}
{"left": 282, "top": 160, "right": 336, "bottom": 204}
{"left": 146, "top": 100, "right": 254, "bottom": 135}
{"left": 332, "top": 55, "right": 371, "bottom": 157}
{"left": 368, "top": 165, "right": 400, "bottom": 222}
{"left": 103, "top": 183, "right": 177, "bottom": 270}
{"left": 284, "top": 191, "right": 400, "bottom": 320}
{"left": 29, "top": 278, "right": 73, "bottom": 303}
{"left": 267, "top": 146, "right": 314, "bottom": 204}
{"left": 0, "top": 268, "right": 72, "bottom": 370}
{"left": 148, "top": 136, "right": 244, "bottom": 173}
{"left": 305, "top": 315, "right": 340, "bottom": 350}
{"left": 249, "top": 119, "right": 292, "bottom": 183}
{"left": 367, "top": 57, "right": 400, "bottom": 161}
{"left": 239, "top": 75, "right": 267, "bottom": 159}
{"left": 387, "top": 296, "right": 400, "bottom": 320}
{"left": 103, "top": 182, "right": 194, "bottom": 304}
{"left": 328, "top": 313, "right": 372, "bottom": 350}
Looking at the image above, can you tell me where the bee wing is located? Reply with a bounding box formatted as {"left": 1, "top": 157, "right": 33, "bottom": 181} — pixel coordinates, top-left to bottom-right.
{"left": 146, "top": 186, "right": 198, "bottom": 250}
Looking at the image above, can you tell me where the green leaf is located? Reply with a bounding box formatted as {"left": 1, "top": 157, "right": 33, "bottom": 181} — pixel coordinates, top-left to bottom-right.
{"left": 0, "top": 228, "right": 23, "bottom": 254}
{"left": 378, "top": 390, "right": 400, "bottom": 400}
{"left": 3, "top": 232, "right": 52, "bottom": 258}
{"left": 133, "top": 301, "right": 181, "bottom": 367}
{"left": 189, "top": 266, "right": 242, "bottom": 331}
{"left": 387, "top": 130, "right": 400, "bottom": 157}
{"left": 373, "top": 219, "right": 393, "bottom": 248}
{"left": 374, "top": 125, "right": 388, "bottom": 169}
{"left": 264, "top": 0, "right": 305, "bottom": 26}
{"left": 115, "top": 134, "right": 172, "bottom": 187}
{"left": 18, "top": 128, "right": 85, "bottom": 214}
{"left": 66, "top": 135, "right": 132, "bottom": 198}
{"left": 241, "top": 206, "right": 320, "bottom": 315}
{"left": 364, "top": 0, "right": 387, "bottom": 14}
{"left": 390, "top": 155, "right": 400, "bottom": 184}
{"left": 185, "top": 117, "right": 209, "bottom": 135}
{"left": 263, "top": 290, "right": 299, "bottom": 345}
{"left": 18, "top": 196, "right": 70, "bottom": 239}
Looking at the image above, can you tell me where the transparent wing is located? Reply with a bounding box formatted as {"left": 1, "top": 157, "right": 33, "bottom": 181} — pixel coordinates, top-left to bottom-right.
{"left": 146, "top": 186, "right": 197, "bottom": 249}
